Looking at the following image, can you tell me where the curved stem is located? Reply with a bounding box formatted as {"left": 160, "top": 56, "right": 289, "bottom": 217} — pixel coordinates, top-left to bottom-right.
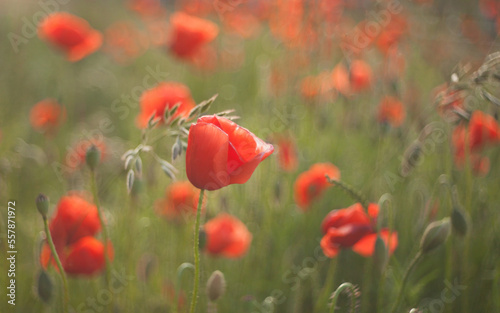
{"left": 90, "top": 169, "right": 113, "bottom": 311}
{"left": 189, "top": 189, "right": 205, "bottom": 313}
{"left": 326, "top": 176, "right": 369, "bottom": 212}
{"left": 43, "top": 217, "right": 69, "bottom": 313}
{"left": 329, "top": 282, "right": 356, "bottom": 313}
{"left": 391, "top": 251, "right": 423, "bottom": 313}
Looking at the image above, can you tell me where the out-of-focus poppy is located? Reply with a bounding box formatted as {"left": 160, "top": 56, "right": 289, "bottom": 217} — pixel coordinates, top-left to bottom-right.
{"left": 136, "top": 82, "right": 196, "bottom": 128}
{"left": 275, "top": 135, "right": 299, "bottom": 172}
{"left": 169, "top": 12, "right": 219, "bottom": 60}
{"left": 185, "top": 115, "right": 274, "bottom": 191}
{"left": 375, "top": 15, "right": 407, "bottom": 55}
{"left": 223, "top": 11, "right": 261, "bottom": 38}
{"left": 378, "top": 96, "right": 405, "bottom": 127}
{"left": 294, "top": 163, "right": 340, "bottom": 211}
{"left": 66, "top": 139, "right": 107, "bottom": 171}
{"left": 103, "top": 21, "right": 149, "bottom": 64}
{"left": 155, "top": 181, "right": 206, "bottom": 221}
{"left": 331, "top": 63, "right": 351, "bottom": 97}
{"left": 128, "top": 0, "right": 167, "bottom": 19}
{"left": 203, "top": 214, "right": 252, "bottom": 258}
{"left": 40, "top": 194, "right": 113, "bottom": 276}
{"left": 30, "top": 99, "right": 66, "bottom": 135}
{"left": 320, "top": 203, "right": 398, "bottom": 258}
{"left": 350, "top": 60, "right": 373, "bottom": 92}
{"left": 38, "top": 12, "right": 102, "bottom": 62}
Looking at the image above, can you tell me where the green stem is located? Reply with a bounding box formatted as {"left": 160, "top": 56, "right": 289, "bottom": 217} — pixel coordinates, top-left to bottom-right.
{"left": 189, "top": 189, "right": 205, "bottom": 313}
{"left": 90, "top": 169, "right": 113, "bottom": 310}
{"left": 326, "top": 176, "right": 369, "bottom": 212}
{"left": 391, "top": 251, "right": 423, "bottom": 313}
{"left": 43, "top": 217, "right": 69, "bottom": 313}
{"left": 329, "top": 282, "right": 357, "bottom": 313}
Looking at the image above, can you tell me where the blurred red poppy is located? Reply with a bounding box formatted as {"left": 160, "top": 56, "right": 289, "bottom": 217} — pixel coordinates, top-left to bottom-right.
{"left": 30, "top": 99, "right": 66, "bottom": 135}
{"left": 169, "top": 12, "right": 219, "bottom": 60}
{"left": 275, "top": 135, "right": 298, "bottom": 172}
{"left": 294, "top": 163, "right": 340, "bottom": 211}
{"left": 350, "top": 60, "right": 373, "bottom": 92}
{"left": 378, "top": 96, "right": 405, "bottom": 127}
{"left": 40, "top": 194, "right": 113, "bottom": 276}
{"left": 128, "top": 0, "right": 167, "bottom": 19}
{"left": 38, "top": 12, "right": 102, "bottom": 62}
{"left": 320, "top": 203, "right": 397, "bottom": 258}
{"left": 103, "top": 21, "right": 149, "bottom": 64}
{"left": 136, "top": 82, "right": 196, "bottom": 128}
{"left": 186, "top": 115, "right": 274, "bottom": 191}
{"left": 203, "top": 214, "right": 252, "bottom": 258}
{"left": 155, "top": 181, "right": 206, "bottom": 221}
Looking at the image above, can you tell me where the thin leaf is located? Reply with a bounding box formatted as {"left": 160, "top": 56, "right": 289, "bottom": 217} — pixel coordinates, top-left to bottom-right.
{"left": 127, "top": 169, "right": 135, "bottom": 194}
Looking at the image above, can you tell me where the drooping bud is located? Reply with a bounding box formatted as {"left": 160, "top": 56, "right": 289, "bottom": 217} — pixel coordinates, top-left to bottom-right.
{"left": 85, "top": 144, "right": 101, "bottom": 171}
{"left": 36, "top": 270, "right": 53, "bottom": 303}
{"left": 36, "top": 194, "right": 49, "bottom": 218}
{"left": 373, "top": 235, "right": 388, "bottom": 272}
{"left": 420, "top": 218, "right": 451, "bottom": 254}
{"left": 206, "top": 270, "right": 226, "bottom": 302}
{"left": 451, "top": 208, "right": 468, "bottom": 236}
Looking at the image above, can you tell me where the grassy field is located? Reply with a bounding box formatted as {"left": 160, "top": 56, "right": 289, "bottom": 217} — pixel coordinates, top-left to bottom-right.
{"left": 1, "top": 0, "right": 500, "bottom": 312}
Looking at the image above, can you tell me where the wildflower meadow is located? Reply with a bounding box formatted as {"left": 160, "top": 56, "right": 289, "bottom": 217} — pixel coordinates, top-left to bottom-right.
{"left": 1, "top": 0, "right": 500, "bottom": 313}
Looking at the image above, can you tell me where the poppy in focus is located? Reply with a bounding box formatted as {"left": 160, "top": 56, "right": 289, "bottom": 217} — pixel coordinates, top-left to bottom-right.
{"left": 155, "top": 181, "right": 206, "bottom": 221}
{"left": 203, "top": 214, "right": 252, "bottom": 258}
{"left": 30, "top": 99, "right": 66, "bottom": 135}
{"left": 294, "top": 163, "right": 340, "bottom": 211}
{"left": 185, "top": 115, "right": 274, "bottom": 191}
{"left": 320, "top": 203, "right": 398, "bottom": 258}
{"left": 136, "top": 82, "right": 196, "bottom": 128}
{"left": 169, "top": 12, "right": 219, "bottom": 60}
{"left": 38, "top": 12, "right": 102, "bottom": 62}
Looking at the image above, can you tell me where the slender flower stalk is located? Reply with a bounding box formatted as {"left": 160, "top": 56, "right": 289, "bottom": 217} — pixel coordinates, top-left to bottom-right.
{"left": 42, "top": 216, "right": 69, "bottom": 313}
{"left": 325, "top": 176, "right": 369, "bottom": 212}
{"left": 189, "top": 189, "right": 205, "bottom": 313}
{"left": 390, "top": 251, "right": 423, "bottom": 313}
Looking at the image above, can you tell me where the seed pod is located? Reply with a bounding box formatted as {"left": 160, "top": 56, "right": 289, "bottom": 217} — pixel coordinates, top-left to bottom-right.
{"left": 420, "top": 218, "right": 451, "bottom": 254}
{"left": 36, "top": 194, "right": 49, "bottom": 218}
{"left": 36, "top": 270, "right": 53, "bottom": 303}
{"left": 206, "top": 270, "right": 226, "bottom": 302}
{"left": 85, "top": 145, "right": 101, "bottom": 171}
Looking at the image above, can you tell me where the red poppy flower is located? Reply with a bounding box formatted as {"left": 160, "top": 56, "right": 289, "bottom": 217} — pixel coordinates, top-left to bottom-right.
{"left": 294, "top": 163, "right": 340, "bottom": 211}
{"left": 103, "top": 21, "right": 149, "bottom": 64}
{"left": 66, "top": 139, "right": 107, "bottom": 170}
{"left": 331, "top": 63, "right": 351, "bottom": 97}
{"left": 203, "top": 214, "right": 252, "bottom": 258}
{"left": 30, "top": 99, "right": 66, "bottom": 135}
{"left": 350, "top": 60, "right": 373, "bottom": 92}
{"left": 155, "top": 181, "right": 206, "bottom": 221}
{"left": 136, "top": 82, "right": 196, "bottom": 128}
{"left": 378, "top": 96, "right": 405, "bottom": 127}
{"left": 169, "top": 12, "right": 219, "bottom": 59}
{"left": 275, "top": 135, "right": 298, "bottom": 172}
{"left": 320, "top": 203, "right": 397, "bottom": 258}
{"left": 38, "top": 12, "right": 102, "bottom": 62}
{"left": 185, "top": 115, "right": 274, "bottom": 191}
{"left": 40, "top": 194, "right": 113, "bottom": 276}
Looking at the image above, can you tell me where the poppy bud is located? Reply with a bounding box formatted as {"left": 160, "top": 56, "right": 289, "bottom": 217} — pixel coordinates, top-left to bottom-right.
{"left": 85, "top": 145, "right": 101, "bottom": 171}
{"left": 36, "top": 270, "right": 53, "bottom": 303}
{"left": 36, "top": 194, "right": 49, "bottom": 218}
{"left": 373, "top": 235, "right": 388, "bottom": 272}
{"left": 420, "top": 218, "right": 451, "bottom": 254}
{"left": 451, "top": 208, "right": 468, "bottom": 236}
{"left": 206, "top": 270, "right": 226, "bottom": 302}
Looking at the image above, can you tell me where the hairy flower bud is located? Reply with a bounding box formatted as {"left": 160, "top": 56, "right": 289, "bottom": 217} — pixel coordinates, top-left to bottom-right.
{"left": 420, "top": 218, "right": 451, "bottom": 254}
{"left": 36, "top": 194, "right": 49, "bottom": 218}
{"left": 85, "top": 145, "right": 101, "bottom": 171}
{"left": 206, "top": 270, "right": 226, "bottom": 302}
